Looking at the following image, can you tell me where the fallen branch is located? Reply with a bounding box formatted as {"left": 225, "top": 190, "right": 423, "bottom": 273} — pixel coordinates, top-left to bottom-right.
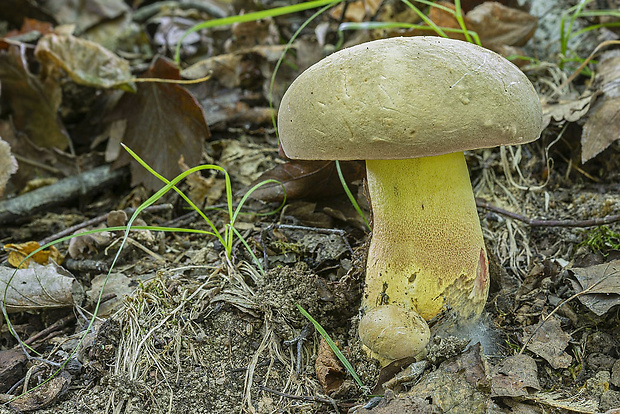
{"left": 476, "top": 199, "right": 620, "bottom": 228}
{"left": 0, "top": 165, "right": 128, "bottom": 225}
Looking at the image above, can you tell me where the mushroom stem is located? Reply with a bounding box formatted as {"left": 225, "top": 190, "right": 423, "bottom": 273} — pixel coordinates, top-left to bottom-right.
{"left": 363, "top": 152, "right": 489, "bottom": 328}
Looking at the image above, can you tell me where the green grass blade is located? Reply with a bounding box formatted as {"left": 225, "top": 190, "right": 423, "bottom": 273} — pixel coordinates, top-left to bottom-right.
{"left": 296, "top": 304, "right": 368, "bottom": 392}
{"left": 336, "top": 160, "right": 369, "bottom": 230}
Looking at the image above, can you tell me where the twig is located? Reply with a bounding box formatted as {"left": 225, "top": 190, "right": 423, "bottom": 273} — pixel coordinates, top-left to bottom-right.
{"left": 21, "top": 314, "right": 75, "bottom": 347}
{"left": 258, "top": 385, "right": 338, "bottom": 407}
{"left": 283, "top": 323, "right": 312, "bottom": 377}
{"left": 38, "top": 203, "right": 173, "bottom": 246}
{"left": 519, "top": 264, "right": 617, "bottom": 355}
{"left": 0, "top": 165, "right": 129, "bottom": 225}
{"left": 476, "top": 199, "right": 620, "bottom": 228}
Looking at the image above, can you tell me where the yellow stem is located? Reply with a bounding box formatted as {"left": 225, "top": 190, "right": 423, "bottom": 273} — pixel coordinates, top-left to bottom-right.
{"left": 363, "top": 152, "right": 489, "bottom": 323}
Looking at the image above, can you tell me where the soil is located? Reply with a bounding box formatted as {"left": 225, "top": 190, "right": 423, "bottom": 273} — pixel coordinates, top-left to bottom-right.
{"left": 2, "top": 0, "right": 620, "bottom": 413}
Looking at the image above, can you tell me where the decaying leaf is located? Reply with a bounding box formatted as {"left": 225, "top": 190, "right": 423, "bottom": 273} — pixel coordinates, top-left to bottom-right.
{"left": 42, "top": 0, "right": 128, "bottom": 34}
{"left": 182, "top": 44, "right": 293, "bottom": 88}
{"left": 0, "top": 137, "right": 18, "bottom": 197}
{"left": 315, "top": 337, "right": 345, "bottom": 395}
{"left": 249, "top": 159, "right": 365, "bottom": 202}
{"left": 224, "top": 16, "right": 279, "bottom": 52}
{"left": 569, "top": 259, "right": 620, "bottom": 316}
{"left": 491, "top": 354, "right": 540, "bottom": 397}
{"left": 179, "top": 156, "right": 226, "bottom": 206}
{"left": 110, "top": 57, "right": 210, "bottom": 191}
{"left": 0, "top": 45, "right": 69, "bottom": 149}
{"left": 541, "top": 90, "right": 599, "bottom": 127}
{"left": 87, "top": 272, "right": 133, "bottom": 317}
{"left": 67, "top": 228, "right": 112, "bottom": 260}
{"left": 0, "top": 263, "right": 84, "bottom": 313}
{"left": 0, "top": 17, "right": 53, "bottom": 50}
{"left": 406, "top": 343, "right": 489, "bottom": 411}
{"left": 522, "top": 315, "right": 572, "bottom": 369}
{"left": 399, "top": 1, "right": 537, "bottom": 52}
{"left": 9, "top": 371, "right": 72, "bottom": 412}
{"left": 466, "top": 1, "right": 538, "bottom": 48}
{"left": 4, "top": 241, "right": 63, "bottom": 268}
{"left": 581, "top": 50, "right": 620, "bottom": 163}
{"left": 35, "top": 33, "right": 135, "bottom": 90}
{"left": 329, "top": 0, "right": 382, "bottom": 22}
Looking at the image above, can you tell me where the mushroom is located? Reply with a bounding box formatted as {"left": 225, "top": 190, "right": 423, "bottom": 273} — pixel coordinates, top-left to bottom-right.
{"left": 277, "top": 37, "right": 543, "bottom": 364}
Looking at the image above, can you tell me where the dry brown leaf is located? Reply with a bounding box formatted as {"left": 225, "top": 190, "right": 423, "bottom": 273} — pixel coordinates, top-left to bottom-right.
{"left": 0, "top": 17, "right": 54, "bottom": 50}
{"left": 0, "top": 263, "right": 82, "bottom": 312}
{"left": 0, "top": 137, "right": 18, "bottom": 197}
{"left": 399, "top": 1, "right": 536, "bottom": 52}
{"left": 315, "top": 337, "right": 345, "bottom": 395}
{"left": 329, "top": 0, "right": 382, "bottom": 22}
{"left": 42, "top": 0, "right": 128, "bottom": 33}
{"left": 523, "top": 315, "right": 572, "bottom": 369}
{"left": 467, "top": 1, "right": 538, "bottom": 48}
{"left": 67, "top": 229, "right": 112, "bottom": 260}
{"left": 182, "top": 44, "right": 293, "bottom": 88}
{"left": 224, "top": 16, "right": 279, "bottom": 52}
{"left": 178, "top": 156, "right": 226, "bottom": 206}
{"left": 35, "top": 33, "right": 134, "bottom": 90}
{"left": 491, "top": 354, "right": 540, "bottom": 397}
{"left": 581, "top": 50, "right": 620, "bottom": 163}
{"left": 570, "top": 259, "right": 620, "bottom": 316}
{"left": 110, "top": 57, "right": 210, "bottom": 191}
{"left": 249, "top": 159, "right": 365, "bottom": 202}
{"left": 0, "top": 45, "right": 69, "bottom": 149}
{"left": 9, "top": 371, "right": 71, "bottom": 412}
{"left": 4, "top": 241, "right": 63, "bottom": 268}
{"left": 541, "top": 90, "right": 599, "bottom": 126}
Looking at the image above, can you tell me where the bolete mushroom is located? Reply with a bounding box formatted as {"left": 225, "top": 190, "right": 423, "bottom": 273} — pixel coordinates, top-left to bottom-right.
{"left": 277, "top": 37, "right": 543, "bottom": 364}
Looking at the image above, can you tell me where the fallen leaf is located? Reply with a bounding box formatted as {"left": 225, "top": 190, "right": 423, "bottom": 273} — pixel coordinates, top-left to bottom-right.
{"left": 179, "top": 156, "right": 226, "bottom": 206}
{"left": 491, "top": 354, "right": 540, "bottom": 397}
{"left": 249, "top": 159, "right": 365, "bottom": 202}
{"left": 400, "top": 2, "right": 537, "bottom": 53}
{"left": 67, "top": 229, "right": 112, "bottom": 260}
{"left": 315, "top": 337, "right": 345, "bottom": 395}
{"left": 35, "top": 33, "right": 135, "bottom": 91}
{"left": 218, "top": 140, "right": 276, "bottom": 186}
{"left": 541, "top": 90, "right": 599, "bottom": 126}
{"left": 522, "top": 315, "right": 572, "bottom": 369}
{"left": 42, "top": 0, "right": 128, "bottom": 33}
{"left": 0, "top": 263, "right": 83, "bottom": 312}
{"left": 9, "top": 371, "right": 71, "bottom": 412}
{"left": 581, "top": 50, "right": 620, "bottom": 163}
{"left": 87, "top": 272, "right": 133, "bottom": 317}
{"left": 0, "top": 45, "right": 69, "bottom": 149}
{"left": 329, "top": 0, "right": 382, "bottom": 22}
{"left": 110, "top": 56, "right": 210, "bottom": 191}
{"left": 569, "top": 259, "right": 620, "bottom": 316}
{"left": 4, "top": 241, "right": 63, "bottom": 268}
{"left": 466, "top": 1, "right": 538, "bottom": 48}
{"left": 407, "top": 343, "right": 489, "bottom": 412}
{"left": 224, "top": 16, "right": 279, "bottom": 52}
{"left": 0, "top": 138, "right": 18, "bottom": 197}
{"left": 0, "top": 17, "right": 54, "bottom": 50}
{"left": 182, "top": 44, "right": 294, "bottom": 88}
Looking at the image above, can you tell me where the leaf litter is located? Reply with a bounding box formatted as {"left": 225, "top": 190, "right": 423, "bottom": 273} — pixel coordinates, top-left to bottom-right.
{"left": 1, "top": 1, "right": 620, "bottom": 413}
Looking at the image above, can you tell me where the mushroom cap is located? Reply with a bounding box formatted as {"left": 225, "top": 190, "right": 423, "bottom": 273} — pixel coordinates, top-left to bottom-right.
{"left": 278, "top": 37, "right": 543, "bottom": 160}
{"left": 359, "top": 304, "right": 430, "bottom": 362}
